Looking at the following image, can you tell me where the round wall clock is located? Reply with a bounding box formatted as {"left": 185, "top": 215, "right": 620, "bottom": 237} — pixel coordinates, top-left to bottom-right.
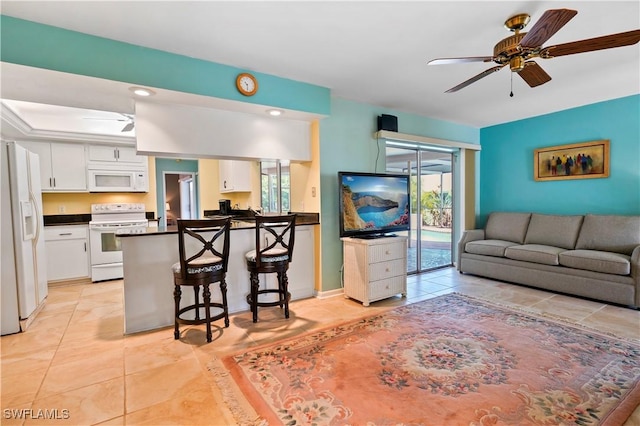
{"left": 236, "top": 73, "right": 258, "bottom": 96}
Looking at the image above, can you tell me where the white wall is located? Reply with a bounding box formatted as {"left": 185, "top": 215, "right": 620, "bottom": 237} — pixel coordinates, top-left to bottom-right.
{"left": 135, "top": 101, "right": 311, "bottom": 161}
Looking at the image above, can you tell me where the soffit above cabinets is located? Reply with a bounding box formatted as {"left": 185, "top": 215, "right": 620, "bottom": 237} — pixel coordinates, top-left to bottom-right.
{"left": 1, "top": 99, "right": 137, "bottom": 144}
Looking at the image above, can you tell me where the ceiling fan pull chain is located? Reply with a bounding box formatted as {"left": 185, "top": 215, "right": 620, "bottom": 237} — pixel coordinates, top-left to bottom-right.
{"left": 510, "top": 72, "right": 514, "bottom": 97}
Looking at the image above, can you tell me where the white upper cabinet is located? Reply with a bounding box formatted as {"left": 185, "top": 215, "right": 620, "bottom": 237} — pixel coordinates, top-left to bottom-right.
{"left": 88, "top": 145, "right": 146, "bottom": 164}
{"left": 219, "top": 160, "right": 252, "bottom": 193}
{"left": 20, "top": 141, "right": 87, "bottom": 192}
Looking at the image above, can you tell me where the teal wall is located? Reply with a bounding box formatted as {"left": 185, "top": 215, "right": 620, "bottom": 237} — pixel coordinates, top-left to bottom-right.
{"left": 0, "top": 15, "right": 331, "bottom": 116}
{"left": 479, "top": 95, "right": 640, "bottom": 226}
{"left": 155, "top": 159, "right": 199, "bottom": 221}
{"left": 319, "top": 98, "right": 479, "bottom": 292}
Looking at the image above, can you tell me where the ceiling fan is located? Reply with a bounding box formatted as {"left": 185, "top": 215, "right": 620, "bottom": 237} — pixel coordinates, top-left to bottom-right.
{"left": 428, "top": 8, "right": 640, "bottom": 93}
{"left": 83, "top": 113, "right": 134, "bottom": 132}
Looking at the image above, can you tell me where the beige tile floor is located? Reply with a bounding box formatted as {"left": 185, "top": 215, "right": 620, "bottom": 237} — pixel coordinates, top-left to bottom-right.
{"left": 2, "top": 267, "right": 639, "bottom": 425}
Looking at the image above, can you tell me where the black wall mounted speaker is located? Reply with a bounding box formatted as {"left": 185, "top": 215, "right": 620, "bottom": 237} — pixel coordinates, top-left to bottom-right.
{"left": 377, "top": 114, "right": 398, "bottom": 132}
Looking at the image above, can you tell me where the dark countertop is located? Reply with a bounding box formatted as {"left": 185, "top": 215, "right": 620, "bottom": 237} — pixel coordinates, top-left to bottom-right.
{"left": 44, "top": 214, "right": 92, "bottom": 226}
{"left": 44, "top": 212, "right": 157, "bottom": 226}
{"left": 118, "top": 213, "right": 320, "bottom": 237}
{"left": 44, "top": 212, "right": 319, "bottom": 232}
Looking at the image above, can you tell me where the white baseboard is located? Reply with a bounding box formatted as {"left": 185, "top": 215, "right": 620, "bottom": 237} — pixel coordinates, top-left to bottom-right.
{"left": 314, "top": 287, "right": 344, "bottom": 299}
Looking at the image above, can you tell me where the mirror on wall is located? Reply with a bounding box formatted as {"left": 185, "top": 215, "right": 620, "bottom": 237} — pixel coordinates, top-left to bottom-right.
{"left": 261, "top": 160, "right": 290, "bottom": 214}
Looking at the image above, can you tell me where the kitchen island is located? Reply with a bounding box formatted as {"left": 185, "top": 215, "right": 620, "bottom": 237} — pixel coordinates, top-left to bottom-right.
{"left": 119, "top": 215, "right": 318, "bottom": 334}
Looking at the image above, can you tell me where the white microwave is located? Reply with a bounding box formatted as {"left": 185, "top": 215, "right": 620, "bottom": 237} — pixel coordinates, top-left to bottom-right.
{"left": 88, "top": 168, "right": 148, "bottom": 192}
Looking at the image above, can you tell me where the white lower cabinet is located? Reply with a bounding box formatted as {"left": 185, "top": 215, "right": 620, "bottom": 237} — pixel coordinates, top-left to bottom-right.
{"left": 44, "top": 225, "right": 90, "bottom": 282}
{"left": 342, "top": 236, "right": 408, "bottom": 306}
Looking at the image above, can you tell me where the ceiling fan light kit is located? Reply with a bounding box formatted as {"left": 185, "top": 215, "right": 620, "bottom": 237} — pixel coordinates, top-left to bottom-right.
{"left": 428, "top": 8, "right": 640, "bottom": 93}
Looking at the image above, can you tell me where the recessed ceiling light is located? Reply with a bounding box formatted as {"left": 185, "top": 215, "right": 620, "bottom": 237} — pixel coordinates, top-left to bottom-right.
{"left": 267, "top": 109, "right": 283, "bottom": 116}
{"left": 129, "top": 87, "right": 155, "bottom": 97}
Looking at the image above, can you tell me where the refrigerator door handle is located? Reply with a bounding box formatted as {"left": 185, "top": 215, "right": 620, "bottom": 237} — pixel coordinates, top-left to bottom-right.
{"left": 29, "top": 188, "right": 41, "bottom": 244}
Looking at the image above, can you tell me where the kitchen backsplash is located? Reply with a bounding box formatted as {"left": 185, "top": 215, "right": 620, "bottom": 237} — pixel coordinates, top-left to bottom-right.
{"left": 42, "top": 192, "right": 156, "bottom": 215}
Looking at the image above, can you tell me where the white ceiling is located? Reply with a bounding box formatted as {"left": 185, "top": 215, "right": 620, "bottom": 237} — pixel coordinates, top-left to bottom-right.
{"left": 1, "top": 1, "right": 639, "bottom": 131}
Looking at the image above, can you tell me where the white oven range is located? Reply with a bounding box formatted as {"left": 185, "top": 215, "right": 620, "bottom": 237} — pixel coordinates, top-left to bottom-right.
{"left": 89, "top": 203, "right": 148, "bottom": 282}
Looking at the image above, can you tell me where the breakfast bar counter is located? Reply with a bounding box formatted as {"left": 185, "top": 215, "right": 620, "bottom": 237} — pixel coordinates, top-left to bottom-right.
{"left": 119, "top": 215, "right": 318, "bottom": 334}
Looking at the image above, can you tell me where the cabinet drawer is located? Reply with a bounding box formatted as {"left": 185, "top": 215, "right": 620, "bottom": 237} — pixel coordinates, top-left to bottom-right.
{"left": 369, "top": 276, "right": 406, "bottom": 301}
{"left": 45, "top": 225, "right": 88, "bottom": 241}
{"left": 368, "top": 242, "right": 405, "bottom": 263}
{"left": 369, "top": 258, "right": 405, "bottom": 281}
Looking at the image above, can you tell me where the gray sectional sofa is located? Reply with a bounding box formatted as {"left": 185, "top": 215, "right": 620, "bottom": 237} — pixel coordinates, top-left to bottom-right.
{"left": 457, "top": 212, "right": 640, "bottom": 308}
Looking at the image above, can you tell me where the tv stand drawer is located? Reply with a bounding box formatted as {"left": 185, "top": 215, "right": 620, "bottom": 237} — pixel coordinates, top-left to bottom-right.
{"left": 369, "top": 258, "right": 405, "bottom": 280}
{"left": 368, "top": 242, "right": 405, "bottom": 263}
{"left": 369, "top": 276, "right": 406, "bottom": 302}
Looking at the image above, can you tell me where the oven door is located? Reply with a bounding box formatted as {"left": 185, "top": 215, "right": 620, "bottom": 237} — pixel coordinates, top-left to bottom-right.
{"left": 89, "top": 221, "right": 147, "bottom": 281}
{"left": 89, "top": 222, "right": 147, "bottom": 264}
{"left": 89, "top": 225, "right": 122, "bottom": 266}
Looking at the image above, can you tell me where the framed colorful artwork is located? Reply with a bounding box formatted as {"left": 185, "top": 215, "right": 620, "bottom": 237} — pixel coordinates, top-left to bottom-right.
{"left": 534, "top": 139, "right": 610, "bottom": 181}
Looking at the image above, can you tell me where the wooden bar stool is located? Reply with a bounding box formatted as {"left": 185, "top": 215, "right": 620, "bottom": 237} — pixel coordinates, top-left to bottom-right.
{"left": 245, "top": 215, "right": 296, "bottom": 323}
{"left": 172, "top": 218, "right": 231, "bottom": 342}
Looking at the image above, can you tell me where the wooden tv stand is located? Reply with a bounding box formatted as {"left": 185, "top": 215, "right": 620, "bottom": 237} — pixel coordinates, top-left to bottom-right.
{"left": 341, "top": 235, "right": 408, "bottom": 306}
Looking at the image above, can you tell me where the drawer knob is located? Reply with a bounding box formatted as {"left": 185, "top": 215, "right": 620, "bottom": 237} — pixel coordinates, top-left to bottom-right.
{"left": 385, "top": 267, "right": 390, "bottom": 272}
{"left": 385, "top": 250, "right": 390, "bottom": 255}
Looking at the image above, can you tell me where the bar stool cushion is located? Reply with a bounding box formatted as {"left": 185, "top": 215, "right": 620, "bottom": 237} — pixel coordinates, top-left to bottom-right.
{"left": 245, "top": 248, "right": 289, "bottom": 263}
{"left": 172, "top": 255, "right": 224, "bottom": 274}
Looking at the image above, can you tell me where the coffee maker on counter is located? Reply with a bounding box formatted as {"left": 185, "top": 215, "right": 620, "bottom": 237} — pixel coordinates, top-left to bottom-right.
{"left": 219, "top": 199, "right": 232, "bottom": 215}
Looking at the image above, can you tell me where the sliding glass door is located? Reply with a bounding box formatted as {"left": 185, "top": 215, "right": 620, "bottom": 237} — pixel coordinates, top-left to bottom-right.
{"left": 386, "top": 144, "right": 454, "bottom": 274}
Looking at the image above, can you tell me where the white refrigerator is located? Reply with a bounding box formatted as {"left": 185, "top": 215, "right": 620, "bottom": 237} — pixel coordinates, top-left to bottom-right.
{"left": 1, "top": 141, "right": 48, "bottom": 335}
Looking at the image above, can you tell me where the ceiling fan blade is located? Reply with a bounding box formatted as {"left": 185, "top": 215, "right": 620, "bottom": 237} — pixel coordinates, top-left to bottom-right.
{"left": 428, "top": 56, "right": 494, "bottom": 65}
{"left": 518, "top": 61, "right": 552, "bottom": 87}
{"left": 540, "top": 29, "right": 640, "bottom": 58}
{"left": 520, "top": 9, "right": 578, "bottom": 48}
{"left": 121, "top": 122, "right": 135, "bottom": 132}
{"left": 444, "top": 65, "right": 506, "bottom": 93}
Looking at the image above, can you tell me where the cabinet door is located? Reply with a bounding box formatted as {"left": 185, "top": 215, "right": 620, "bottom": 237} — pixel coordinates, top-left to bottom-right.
{"left": 18, "top": 141, "right": 54, "bottom": 191}
{"left": 50, "top": 143, "right": 87, "bottom": 191}
{"left": 44, "top": 226, "right": 90, "bottom": 281}
{"left": 219, "top": 160, "right": 252, "bottom": 193}
{"left": 88, "top": 145, "right": 118, "bottom": 162}
{"left": 115, "top": 146, "right": 146, "bottom": 163}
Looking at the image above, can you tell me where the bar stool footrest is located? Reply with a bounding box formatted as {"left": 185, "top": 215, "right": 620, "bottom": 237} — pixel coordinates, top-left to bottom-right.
{"left": 246, "top": 289, "right": 291, "bottom": 308}
{"left": 176, "top": 303, "right": 228, "bottom": 326}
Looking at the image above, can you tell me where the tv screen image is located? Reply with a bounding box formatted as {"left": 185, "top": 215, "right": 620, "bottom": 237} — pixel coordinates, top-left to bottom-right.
{"left": 338, "top": 171, "right": 410, "bottom": 238}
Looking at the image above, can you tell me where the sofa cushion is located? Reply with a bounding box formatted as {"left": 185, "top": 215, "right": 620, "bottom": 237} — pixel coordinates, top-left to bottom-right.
{"left": 485, "top": 212, "right": 532, "bottom": 244}
{"left": 504, "top": 244, "right": 565, "bottom": 266}
{"left": 524, "top": 214, "right": 584, "bottom": 249}
{"left": 559, "top": 249, "right": 631, "bottom": 276}
{"left": 465, "top": 240, "right": 518, "bottom": 257}
{"left": 575, "top": 214, "right": 640, "bottom": 255}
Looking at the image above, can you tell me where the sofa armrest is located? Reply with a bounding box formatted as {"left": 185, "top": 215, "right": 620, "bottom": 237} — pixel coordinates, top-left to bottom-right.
{"left": 457, "top": 229, "right": 485, "bottom": 270}
{"left": 631, "top": 245, "right": 640, "bottom": 308}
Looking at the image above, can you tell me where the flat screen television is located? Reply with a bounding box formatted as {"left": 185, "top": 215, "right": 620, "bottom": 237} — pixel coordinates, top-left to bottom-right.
{"left": 338, "top": 171, "right": 410, "bottom": 238}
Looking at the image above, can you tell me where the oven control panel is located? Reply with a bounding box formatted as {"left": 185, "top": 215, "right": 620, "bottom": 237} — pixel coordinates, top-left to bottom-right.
{"left": 91, "top": 203, "right": 145, "bottom": 213}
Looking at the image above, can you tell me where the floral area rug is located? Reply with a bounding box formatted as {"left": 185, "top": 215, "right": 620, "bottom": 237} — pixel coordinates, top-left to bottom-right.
{"left": 212, "top": 294, "right": 640, "bottom": 425}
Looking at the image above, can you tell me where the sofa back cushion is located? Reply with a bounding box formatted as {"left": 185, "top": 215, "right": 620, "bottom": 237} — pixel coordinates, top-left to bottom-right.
{"left": 575, "top": 214, "right": 640, "bottom": 255}
{"left": 524, "top": 214, "right": 584, "bottom": 249}
{"left": 485, "top": 212, "right": 532, "bottom": 244}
